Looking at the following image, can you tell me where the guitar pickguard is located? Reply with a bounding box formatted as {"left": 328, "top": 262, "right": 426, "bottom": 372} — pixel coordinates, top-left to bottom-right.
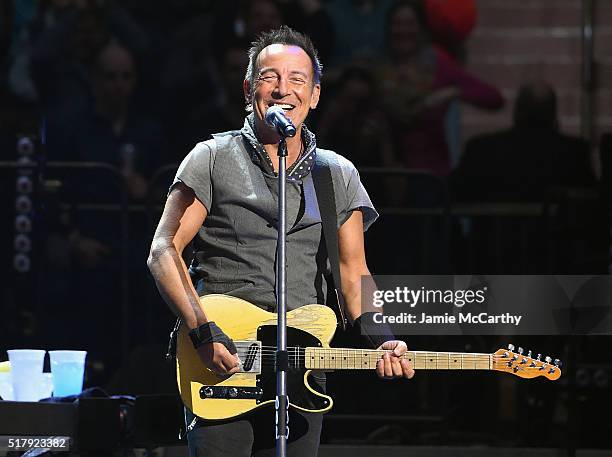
{"left": 255, "top": 325, "right": 329, "bottom": 411}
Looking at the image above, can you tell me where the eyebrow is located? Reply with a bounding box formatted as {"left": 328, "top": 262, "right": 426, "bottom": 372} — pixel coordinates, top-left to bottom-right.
{"left": 258, "top": 68, "right": 309, "bottom": 78}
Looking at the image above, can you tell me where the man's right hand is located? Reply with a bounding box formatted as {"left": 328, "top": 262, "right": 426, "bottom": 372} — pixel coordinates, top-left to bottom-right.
{"left": 197, "top": 342, "right": 240, "bottom": 377}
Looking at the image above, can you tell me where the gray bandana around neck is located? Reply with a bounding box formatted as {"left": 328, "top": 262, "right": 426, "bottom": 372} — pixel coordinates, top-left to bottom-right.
{"left": 241, "top": 114, "right": 317, "bottom": 181}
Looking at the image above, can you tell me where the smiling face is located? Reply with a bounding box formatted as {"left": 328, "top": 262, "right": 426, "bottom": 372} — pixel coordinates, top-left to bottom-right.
{"left": 244, "top": 44, "right": 320, "bottom": 140}
{"left": 389, "top": 5, "right": 422, "bottom": 58}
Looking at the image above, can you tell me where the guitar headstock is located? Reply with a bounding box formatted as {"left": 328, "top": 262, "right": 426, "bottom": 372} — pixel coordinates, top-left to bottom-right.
{"left": 492, "top": 344, "right": 562, "bottom": 381}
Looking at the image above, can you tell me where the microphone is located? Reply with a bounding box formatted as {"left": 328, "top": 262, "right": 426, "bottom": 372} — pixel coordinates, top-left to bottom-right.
{"left": 265, "top": 105, "right": 297, "bottom": 138}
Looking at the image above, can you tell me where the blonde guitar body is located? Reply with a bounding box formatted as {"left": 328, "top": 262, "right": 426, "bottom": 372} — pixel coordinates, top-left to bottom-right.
{"left": 177, "top": 295, "right": 562, "bottom": 421}
{"left": 177, "top": 294, "right": 337, "bottom": 420}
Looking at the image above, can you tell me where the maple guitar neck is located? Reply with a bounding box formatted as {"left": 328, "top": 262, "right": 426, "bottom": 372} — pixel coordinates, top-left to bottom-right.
{"left": 305, "top": 348, "right": 491, "bottom": 371}
{"left": 304, "top": 346, "right": 561, "bottom": 380}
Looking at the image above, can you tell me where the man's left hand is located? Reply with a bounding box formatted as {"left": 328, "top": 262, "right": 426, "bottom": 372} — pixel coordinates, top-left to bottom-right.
{"left": 376, "top": 340, "right": 415, "bottom": 379}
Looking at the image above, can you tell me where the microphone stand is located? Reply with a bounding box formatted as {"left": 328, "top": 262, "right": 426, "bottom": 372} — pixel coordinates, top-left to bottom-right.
{"left": 275, "top": 136, "right": 289, "bottom": 457}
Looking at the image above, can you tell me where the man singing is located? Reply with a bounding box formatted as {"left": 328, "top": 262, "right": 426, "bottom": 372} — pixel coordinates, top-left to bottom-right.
{"left": 148, "top": 25, "right": 414, "bottom": 456}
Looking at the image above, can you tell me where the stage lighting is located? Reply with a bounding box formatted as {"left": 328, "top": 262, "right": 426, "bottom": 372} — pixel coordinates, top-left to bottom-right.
{"left": 15, "top": 195, "right": 33, "bottom": 213}
{"left": 17, "top": 136, "right": 35, "bottom": 156}
{"left": 15, "top": 215, "right": 32, "bottom": 233}
{"left": 13, "top": 253, "right": 31, "bottom": 273}
{"left": 14, "top": 234, "right": 32, "bottom": 253}
{"left": 16, "top": 176, "right": 33, "bottom": 194}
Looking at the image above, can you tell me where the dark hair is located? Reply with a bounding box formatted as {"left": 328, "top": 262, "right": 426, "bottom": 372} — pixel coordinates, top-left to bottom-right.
{"left": 387, "top": 0, "right": 428, "bottom": 30}
{"left": 385, "top": 0, "right": 430, "bottom": 53}
{"left": 513, "top": 82, "right": 558, "bottom": 131}
{"left": 245, "top": 25, "right": 323, "bottom": 89}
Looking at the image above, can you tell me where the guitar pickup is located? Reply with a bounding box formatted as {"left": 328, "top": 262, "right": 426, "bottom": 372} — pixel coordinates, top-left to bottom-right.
{"left": 200, "top": 385, "right": 264, "bottom": 400}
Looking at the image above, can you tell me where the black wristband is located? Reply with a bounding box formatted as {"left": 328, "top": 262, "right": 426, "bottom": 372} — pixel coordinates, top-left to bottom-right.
{"left": 353, "top": 312, "right": 395, "bottom": 349}
{"left": 188, "top": 322, "right": 237, "bottom": 354}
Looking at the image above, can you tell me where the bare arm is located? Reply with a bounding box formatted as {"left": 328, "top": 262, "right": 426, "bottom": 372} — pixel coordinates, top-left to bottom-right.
{"left": 147, "top": 182, "right": 209, "bottom": 329}
{"left": 338, "top": 210, "right": 414, "bottom": 379}
{"left": 338, "top": 210, "right": 372, "bottom": 323}
{"left": 148, "top": 182, "right": 239, "bottom": 375}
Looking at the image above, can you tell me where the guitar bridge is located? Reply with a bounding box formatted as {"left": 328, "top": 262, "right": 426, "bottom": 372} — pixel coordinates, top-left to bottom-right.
{"left": 200, "top": 385, "right": 264, "bottom": 400}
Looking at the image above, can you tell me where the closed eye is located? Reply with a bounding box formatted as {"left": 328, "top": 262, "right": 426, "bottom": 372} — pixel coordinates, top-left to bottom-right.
{"left": 258, "top": 75, "right": 279, "bottom": 84}
{"left": 288, "top": 77, "right": 306, "bottom": 86}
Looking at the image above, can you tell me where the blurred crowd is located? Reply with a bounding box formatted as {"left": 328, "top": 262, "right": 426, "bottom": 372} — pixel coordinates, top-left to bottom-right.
{"left": 0, "top": 0, "right": 608, "bottom": 387}
{"left": 0, "top": 0, "right": 505, "bottom": 181}
{"left": 2, "top": 0, "right": 602, "bottom": 203}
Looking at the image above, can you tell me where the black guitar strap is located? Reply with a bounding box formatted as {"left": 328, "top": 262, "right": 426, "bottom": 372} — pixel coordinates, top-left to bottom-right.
{"left": 312, "top": 158, "right": 347, "bottom": 330}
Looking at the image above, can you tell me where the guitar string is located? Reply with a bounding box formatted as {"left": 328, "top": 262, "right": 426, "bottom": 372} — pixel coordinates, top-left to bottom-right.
{"left": 230, "top": 352, "right": 541, "bottom": 370}
{"left": 238, "top": 351, "right": 494, "bottom": 365}
{"left": 236, "top": 345, "right": 535, "bottom": 363}
{"left": 246, "top": 345, "right": 494, "bottom": 356}
{"left": 228, "top": 348, "right": 549, "bottom": 371}
{"left": 230, "top": 346, "right": 539, "bottom": 368}
{"left": 243, "top": 350, "right": 495, "bottom": 361}
{"left": 249, "top": 351, "right": 492, "bottom": 364}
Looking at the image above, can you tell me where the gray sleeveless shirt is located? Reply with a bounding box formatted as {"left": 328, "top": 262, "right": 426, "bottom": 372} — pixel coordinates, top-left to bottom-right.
{"left": 172, "top": 121, "right": 377, "bottom": 311}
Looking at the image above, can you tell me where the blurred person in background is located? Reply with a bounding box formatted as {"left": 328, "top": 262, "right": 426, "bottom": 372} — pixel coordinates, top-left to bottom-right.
{"left": 170, "top": 40, "right": 250, "bottom": 157}
{"left": 11, "top": 0, "right": 148, "bottom": 113}
{"left": 378, "top": 0, "right": 503, "bottom": 177}
{"left": 281, "top": 0, "right": 334, "bottom": 64}
{"left": 317, "top": 66, "right": 404, "bottom": 206}
{"left": 48, "top": 42, "right": 165, "bottom": 201}
{"left": 453, "top": 81, "right": 594, "bottom": 201}
{"left": 451, "top": 81, "right": 603, "bottom": 274}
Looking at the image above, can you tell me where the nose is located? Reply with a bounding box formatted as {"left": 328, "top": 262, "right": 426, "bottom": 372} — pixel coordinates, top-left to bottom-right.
{"left": 273, "top": 76, "right": 290, "bottom": 98}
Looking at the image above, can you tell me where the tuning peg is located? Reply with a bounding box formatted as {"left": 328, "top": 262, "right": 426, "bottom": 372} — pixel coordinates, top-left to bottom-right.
{"left": 527, "top": 350, "right": 532, "bottom": 358}
{"left": 554, "top": 359, "right": 562, "bottom": 367}
{"left": 536, "top": 353, "right": 542, "bottom": 361}
{"left": 508, "top": 344, "right": 515, "bottom": 351}
{"left": 518, "top": 347, "right": 524, "bottom": 355}
{"left": 545, "top": 356, "right": 552, "bottom": 364}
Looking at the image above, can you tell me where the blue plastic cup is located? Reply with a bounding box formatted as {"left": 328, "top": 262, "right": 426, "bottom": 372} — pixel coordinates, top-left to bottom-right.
{"left": 7, "top": 349, "right": 46, "bottom": 401}
{"left": 49, "top": 350, "right": 87, "bottom": 397}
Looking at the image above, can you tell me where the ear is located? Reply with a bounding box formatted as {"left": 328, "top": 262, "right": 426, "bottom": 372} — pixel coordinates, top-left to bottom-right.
{"left": 310, "top": 83, "right": 321, "bottom": 109}
{"left": 243, "top": 79, "right": 251, "bottom": 104}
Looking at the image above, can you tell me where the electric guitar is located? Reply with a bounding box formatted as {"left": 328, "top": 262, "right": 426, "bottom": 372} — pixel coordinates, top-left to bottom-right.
{"left": 176, "top": 294, "right": 562, "bottom": 420}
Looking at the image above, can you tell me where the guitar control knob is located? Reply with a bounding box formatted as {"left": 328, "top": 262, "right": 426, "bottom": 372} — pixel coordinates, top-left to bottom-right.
{"left": 508, "top": 344, "right": 515, "bottom": 351}
{"left": 203, "top": 387, "right": 214, "bottom": 398}
{"left": 228, "top": 388, "right": 238, "bottom": 398}
{"left": 518, "top": 347, "right": 524, "bottom": 355}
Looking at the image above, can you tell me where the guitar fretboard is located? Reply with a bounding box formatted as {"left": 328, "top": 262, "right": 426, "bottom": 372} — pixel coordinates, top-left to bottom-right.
{"left": 304, "top": 348, "right": 491, "bottom": 371}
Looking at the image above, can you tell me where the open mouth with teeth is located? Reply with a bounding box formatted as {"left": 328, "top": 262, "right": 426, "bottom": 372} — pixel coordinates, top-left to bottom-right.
{"left": 268, "top": 102, "right": 295, "bottom": 111}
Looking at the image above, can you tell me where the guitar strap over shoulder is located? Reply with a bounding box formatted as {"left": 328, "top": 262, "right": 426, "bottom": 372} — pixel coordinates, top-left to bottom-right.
{"left": 312, "top": 157, "right": 347, "bottom": 330}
